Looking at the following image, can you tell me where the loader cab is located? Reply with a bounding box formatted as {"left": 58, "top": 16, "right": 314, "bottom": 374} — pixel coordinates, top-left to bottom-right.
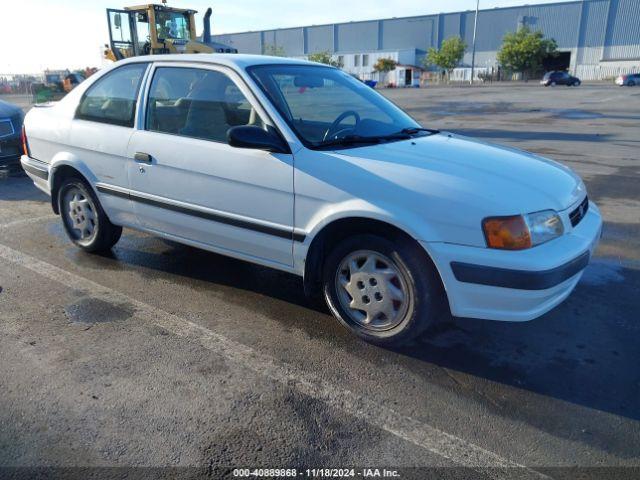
{"left": 106, "top": 4, "right": 199, "bottom": 60}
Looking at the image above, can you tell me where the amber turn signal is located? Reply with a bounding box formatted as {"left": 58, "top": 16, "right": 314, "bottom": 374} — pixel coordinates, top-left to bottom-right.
{"left": 482, "top": 215, "right": 532, "bottom": 250}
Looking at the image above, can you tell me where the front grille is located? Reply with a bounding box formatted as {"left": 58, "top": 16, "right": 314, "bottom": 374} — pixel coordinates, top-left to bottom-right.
{"left": 0, "top": 119, "right": 14, "bottom": 138}
{"left": 569, "top": 196, "right": 589, "bottom": 227}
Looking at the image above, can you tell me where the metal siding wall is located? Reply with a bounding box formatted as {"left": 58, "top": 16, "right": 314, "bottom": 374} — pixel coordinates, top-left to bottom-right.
{"left": 524, "top": 3, "right": 582, "bottom": 48}
{"left": 336, "top": 21, "right": 378, "bottom": 52}
{"left": 474, "top": 9, "right": 521, "bottom": 51}
{"left": 213, "top": 32, "right": 262, "bottom": 54}
{"left": 461, "top": 12, "right": 476, "bottom": 47}
{"left": 307, "top": 25, "right": 334, "bottom": 53}
{"left": 604, "top": 0, "right": 640, "bottom": 60}
{"left": 262, "top": 30, "right": 278, "bottom": 53}
{"left": 441, "top": 13, "right": 463, "bottom": 42}
{"left": 577, "top": 60, "right": 640, "bottom": 79}
{"left": 577, "top": 0, "right": 608, "bottom": 65}
{"left": 275, "top": 28, "right": 305, "bottom": 56}
{"left": 381, "top": 16, "right": 436, "bottom": 51}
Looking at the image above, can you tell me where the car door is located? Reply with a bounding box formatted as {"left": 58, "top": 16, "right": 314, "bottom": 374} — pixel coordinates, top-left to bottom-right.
{"left": 70, "top": 62, "right": 149, "bottom": 226}
{"left": 126, "top": 63, "right": 295, "bottom": 267}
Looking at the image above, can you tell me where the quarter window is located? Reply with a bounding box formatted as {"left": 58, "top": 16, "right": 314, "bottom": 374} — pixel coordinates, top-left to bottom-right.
{"left": 146, "top": 67, "right": 265, "bottom": 143}
{"left": 76, "top": 63, "right": 147, "bottom": 127}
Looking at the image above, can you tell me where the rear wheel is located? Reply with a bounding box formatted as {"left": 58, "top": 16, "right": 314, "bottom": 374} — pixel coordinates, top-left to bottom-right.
{"left": 323, "top": 234, "right": 445, "bottom": 346}
{"left": 58, "top": 178, "right": 122, "bottom": 252}
{"left": 573, "top": 80, "right": 581, "bottom": 86}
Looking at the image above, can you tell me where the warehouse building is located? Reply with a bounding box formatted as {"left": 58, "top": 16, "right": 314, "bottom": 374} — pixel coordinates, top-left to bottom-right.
{"left": 212, "top": 0, "right": 640, "bottom": 83}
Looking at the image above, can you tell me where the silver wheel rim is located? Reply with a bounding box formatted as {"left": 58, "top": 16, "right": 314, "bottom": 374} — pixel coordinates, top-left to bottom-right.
{"left": 335, "top": 250, "right": 410, "bottom": 331}
{"left": 63, "top": 186, "right": 97, "bottom": 245}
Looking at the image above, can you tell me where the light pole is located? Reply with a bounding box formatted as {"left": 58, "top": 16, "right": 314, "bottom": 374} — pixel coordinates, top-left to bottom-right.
{"left": 470, "top": 0, "right": 480, "bottom": 84}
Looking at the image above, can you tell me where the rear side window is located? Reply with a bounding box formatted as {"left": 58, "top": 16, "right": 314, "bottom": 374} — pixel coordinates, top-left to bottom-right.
{"left": 145, "top": 67, "right": 265, "bottom": 143}
{"left": 76, "top": 63, "right": 148, "bottom": 127}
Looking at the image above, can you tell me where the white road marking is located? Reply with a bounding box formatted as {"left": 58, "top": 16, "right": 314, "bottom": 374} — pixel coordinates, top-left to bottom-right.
{"left": 0, "top": 242, "right": 548, "bottom": 479}
{"left": 0, "top": 215, "right": 54, "bottom": 230}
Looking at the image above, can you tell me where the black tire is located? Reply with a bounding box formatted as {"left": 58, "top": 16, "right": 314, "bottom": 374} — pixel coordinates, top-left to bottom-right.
{"left": 58, "top": 177, "right": 122, "bottom": 253}
{"left": 322, "top": 234, "right": 446, "bottom": 346}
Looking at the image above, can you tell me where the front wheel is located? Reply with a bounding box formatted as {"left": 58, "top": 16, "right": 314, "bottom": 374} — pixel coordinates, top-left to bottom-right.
{"left": 573, "top": 80, "right": 581, "bottom": 87}
{"left": 323, "top": 234, "right": 446, "bottom": 346}
{"left": 58, "top": 178, "right": 122, "bottom": 252}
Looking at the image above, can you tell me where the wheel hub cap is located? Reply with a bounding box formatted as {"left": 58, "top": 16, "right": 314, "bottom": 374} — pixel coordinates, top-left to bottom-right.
{"left": 336, "top": 250, "right": 409, "bottom": 330}
{"left": 65, "top": 190, "right": 96, "bottom": 241}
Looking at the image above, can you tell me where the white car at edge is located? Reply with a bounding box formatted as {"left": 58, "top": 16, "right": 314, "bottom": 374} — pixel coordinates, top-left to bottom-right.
{"left": 20, "top": 54, "right": 602, "bottom": 345}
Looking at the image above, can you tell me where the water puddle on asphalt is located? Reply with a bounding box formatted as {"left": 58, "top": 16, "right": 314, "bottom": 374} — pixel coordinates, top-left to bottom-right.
{"left": 550, "top": 109, "right": 604, "bottom": 120}
{"left": 64, "top": 297, "right": 134, "bottom": 325}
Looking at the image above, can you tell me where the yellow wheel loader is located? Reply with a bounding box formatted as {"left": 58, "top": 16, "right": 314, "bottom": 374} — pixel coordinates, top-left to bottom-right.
{"left": 104, "top": 2, "right": 237, "bottom": 61}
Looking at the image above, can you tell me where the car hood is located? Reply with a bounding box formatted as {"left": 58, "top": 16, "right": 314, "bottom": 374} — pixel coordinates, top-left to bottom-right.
{"left": 0, "top": 99, "right": 23, "bottom": 118}
{"left": 334, "top": 132, "right": 584, "bottom": 215}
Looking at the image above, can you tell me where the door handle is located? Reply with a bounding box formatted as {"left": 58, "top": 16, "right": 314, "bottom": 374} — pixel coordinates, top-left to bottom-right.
{"left": 134, "top": 152, "right": 152, "bottom": 164}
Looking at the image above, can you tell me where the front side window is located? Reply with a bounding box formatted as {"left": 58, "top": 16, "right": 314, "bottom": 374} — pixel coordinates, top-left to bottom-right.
{"left": 155, "top": 11, "right": 191, "bottom": 41}
{"left": 76, "top": 63, "right": 147, "bottom": 127}
{"left": 146, "top": 67, "right": 265, "bottom": 143}
{"left": 248, "top": 64, "right": 421, "bottom": 148}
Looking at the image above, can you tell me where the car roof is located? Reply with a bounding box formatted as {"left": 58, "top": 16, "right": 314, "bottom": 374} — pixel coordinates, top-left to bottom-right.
{"left": 115, "top": 54, "right": 322, "bottom": 70}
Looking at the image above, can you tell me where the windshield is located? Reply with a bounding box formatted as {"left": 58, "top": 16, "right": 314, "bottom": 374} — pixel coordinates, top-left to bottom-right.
{"left": 247, "top": 65, "right": 422, "bottom": 148}
{"left": 155, "top": 11, "right": 191, "bottom": 41}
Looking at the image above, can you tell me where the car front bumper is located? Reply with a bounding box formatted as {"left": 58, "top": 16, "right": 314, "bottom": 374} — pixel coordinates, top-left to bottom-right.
{"left": 423, "top": 200, "right": 603, "bottom": 322}
{"left": 0, "top": 136, "right": 23, "bottom": 175}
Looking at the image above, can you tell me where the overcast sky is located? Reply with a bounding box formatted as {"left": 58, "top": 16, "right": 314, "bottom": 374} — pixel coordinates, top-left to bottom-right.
{"left": 1, "top": 0, "right": 568, "bottom": 73}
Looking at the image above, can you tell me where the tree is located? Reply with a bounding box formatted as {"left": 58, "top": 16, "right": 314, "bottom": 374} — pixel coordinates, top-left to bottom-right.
{"left": 424, "top": 36, "right": 466, "bottom": 81}
{"left": 307, "top": 51, "right": 342, "bottom": 67}
{"left": 263, "top": 44, "right": 286, "bottom": 57}
{"left": 373, "top": 58, "right": 397, "bottom": 84}
{"left": 497, "top": 26, "right": 557, "bottom": 80}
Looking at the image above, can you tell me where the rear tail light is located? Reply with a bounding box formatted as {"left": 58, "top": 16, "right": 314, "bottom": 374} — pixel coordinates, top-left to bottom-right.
{"left": 21, "top": 126, "right": 31, "bottom": 157}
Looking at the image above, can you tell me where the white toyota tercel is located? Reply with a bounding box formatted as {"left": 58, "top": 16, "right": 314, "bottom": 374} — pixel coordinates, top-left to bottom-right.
{"left": 21, "top": 55, "right": 602, "bottom": 345}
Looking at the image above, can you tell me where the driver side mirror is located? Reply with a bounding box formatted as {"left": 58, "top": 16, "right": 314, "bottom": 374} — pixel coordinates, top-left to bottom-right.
{"left": 227, "top": 126, "right": 290, "bottom": 154}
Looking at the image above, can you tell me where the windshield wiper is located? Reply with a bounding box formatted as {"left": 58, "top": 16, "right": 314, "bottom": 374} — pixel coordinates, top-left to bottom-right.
{"left": 399, "top": 127, "right": 440, "bottom": 136}
{"left": 314, "top": 133, "right": 412, "bottom": 149}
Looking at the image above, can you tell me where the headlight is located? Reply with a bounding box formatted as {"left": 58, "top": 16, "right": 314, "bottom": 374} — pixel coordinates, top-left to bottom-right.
{"left": 482, "top": 210, "right": 563, "bottom": 250}
{"left": 525, "top": 210, "right": 564, "bottom": 246}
